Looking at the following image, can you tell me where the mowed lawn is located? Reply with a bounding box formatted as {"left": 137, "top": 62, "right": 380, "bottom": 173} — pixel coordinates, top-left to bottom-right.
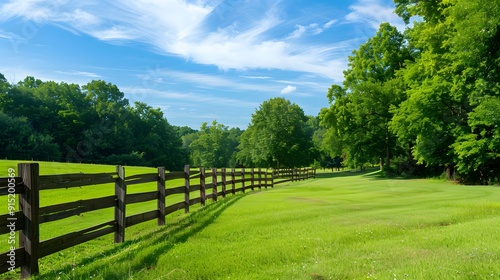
{"left": 1, "top": 161, "right": 500, "bottom": 279}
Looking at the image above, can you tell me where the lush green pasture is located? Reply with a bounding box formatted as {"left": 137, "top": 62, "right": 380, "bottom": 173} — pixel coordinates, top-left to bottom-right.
{"left": 1, "top": 162, "right": 500, "bottom": 279}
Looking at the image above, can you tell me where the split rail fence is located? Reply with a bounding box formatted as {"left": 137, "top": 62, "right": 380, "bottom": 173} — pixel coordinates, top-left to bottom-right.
{"left": 0, "top": 163, "right": 315, "bottom": 278}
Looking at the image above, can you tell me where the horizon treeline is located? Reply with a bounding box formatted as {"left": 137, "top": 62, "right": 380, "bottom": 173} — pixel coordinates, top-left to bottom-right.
{"left": 0, "top": 75, "right": 320, "bottom": 170}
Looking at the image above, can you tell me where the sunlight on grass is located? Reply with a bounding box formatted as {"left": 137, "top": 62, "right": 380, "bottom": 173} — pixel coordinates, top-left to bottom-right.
{"left": 1, "top": 164, "right": 500, "bottom": 279}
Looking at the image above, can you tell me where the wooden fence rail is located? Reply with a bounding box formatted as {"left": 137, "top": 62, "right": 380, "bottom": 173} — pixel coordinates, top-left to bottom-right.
{"left": 0, "top": 163, "right": 315, "bottom": 278}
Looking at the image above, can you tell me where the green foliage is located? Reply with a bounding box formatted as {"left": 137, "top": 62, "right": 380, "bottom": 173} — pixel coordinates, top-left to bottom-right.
{"left": 319, "top": 0, "right": 500, "bottom": 182}
{"left": 0, "top": 75, "right": 186, "bottom": 170}
{"left": 390, "top": 0, "right": 500, "bottom": 182}
{"left": 238, "top": 97, "right": 316, "bottom": 168}
{"left": 320, "top": 23, "right": 411, "bottom": 169}
{"left": 189, "top": 120, "right": 241, "bottom": 168}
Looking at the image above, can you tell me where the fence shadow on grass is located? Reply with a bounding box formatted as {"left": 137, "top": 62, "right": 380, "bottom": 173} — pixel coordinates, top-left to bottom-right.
{"left": 36, "top": 193, "right": 249, "bottom": 280}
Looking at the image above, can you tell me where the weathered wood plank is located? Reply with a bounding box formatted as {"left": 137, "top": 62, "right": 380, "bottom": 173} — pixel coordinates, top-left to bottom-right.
{"left": 126, "top": 210, "right": 159, "bottom": 227}
{"left": 126, "top": 191, "right": 158, "bottom": 204}
{"left": 165, "top": 171, "right": 185, "bottom": 180}
{"left": 18, "top": 163, "right": 40, "bottom": 278}
{"left": 231, "top": 168, "right": 236, "bottom": 195}
{"left": 200, "top": 168, "right": 206, "bottom": 206}
{"left": 221, "top": 168, "right": 226, "bottom": 199}
{"left": 126, "top": 175, "right": 158, "bottom": 185}
{"left": 0, "top": 211, "right": 23, "bottom": 235}
{"left": 189, "top": 197, "right": 201, "bottom": 206}
{"left": 234, "top": 187, "right": 243, "bottom": 193}
{"left": 157, "top": 167, "right": 166, "bottom": 226}
{"left": 212, "top": 168, "right": 218, "bottom": 202}
{"left": 274, "top": 178, "right": 293, "bottom": 185}
{"left": 39, "top": 221, "right": 116, "bottom": 258}
{"left": 0, "top": 247, "right": 24, "bottom": 274}
{"left": 165, "top": 186, "right": 184, "bottom": 196}
{"left": 114, "top": 166, "right": 126, "bottom": 243}
{"left": 0, "top": 183, "right": 24, "bottom": 196}
{"left": 189, "top": 184, "right": 201, "bottom": 192}
{"left": 165, "top": 201, "right": 186, "bottom": 215}
{"left": 125, "top": 173, "right": 157, "bottom": 181}
{"left": 39, "top": 196, "right": 116, "bottom": 224}
{"left": 184, "top": 165, "right": 190, "bottom": 214}
{"left": 0, "top": 176, "right": 22, "bottom": 187}
{"left": 241, "top": 168, "right": 246, "bottom": 193}
{"left": 39, "top": 173, "right": 115, "bottom": 190}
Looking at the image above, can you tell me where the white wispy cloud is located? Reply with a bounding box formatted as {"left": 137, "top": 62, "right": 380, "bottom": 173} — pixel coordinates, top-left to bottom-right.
{"left": 145, "top": 69, "right": 279, "bottom": 93}
{"left": 280, "top": 85, "right": 297, "bottom": 94}
{"left": 240, "top": 75, "right": 272, "bottom": 80}
{"left": 345, "top": 0, "right": 406, "bottom": 31}
{"left": 286, "top": 19, "right": 337, "bottom": 40}
{"left": 324, "top": 19, "right": 337, "bottom": 29}
{"left": 55, "top": 70, "right": 101, "bottom": 79}
{"left": 0, "top": 0, "right": 349, "bottom": 81}
{"left": 122, "top": 87, "right": 259, "bottom": 108}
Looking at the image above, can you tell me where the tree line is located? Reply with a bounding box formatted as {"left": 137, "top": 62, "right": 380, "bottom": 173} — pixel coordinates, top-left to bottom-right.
{"left": 2, "top": 0, "right": 497, "bottom": 184}
{"left": 0, "top": 75, "right": 319, "bottom": 170}
{"left": 318, "top": 0, "right": 500, "bottom": 184}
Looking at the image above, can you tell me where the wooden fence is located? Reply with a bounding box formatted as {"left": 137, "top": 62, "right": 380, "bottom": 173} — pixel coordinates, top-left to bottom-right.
{"left": 0, "top": 163, "right": 315, "bottom": 278}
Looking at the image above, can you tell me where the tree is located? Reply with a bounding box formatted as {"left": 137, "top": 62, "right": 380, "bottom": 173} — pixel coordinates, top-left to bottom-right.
{"left": 128, "top": 102, "right": 186, "bottom": 170}
{"left": 238, "top": 98, "right": 315, "bottom": 168}
{"left": 391, "top": 0, "right": 500, "bottom": 182}
{"left": 320, "top": 23, "right": 411, "bottom": 170}
{"left": 189, "top": 120, "right": 235, "bottom": 168}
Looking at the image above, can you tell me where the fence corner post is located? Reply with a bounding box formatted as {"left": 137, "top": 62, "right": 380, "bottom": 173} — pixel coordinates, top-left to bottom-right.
{"left": 18, "top": 163, "right": 40, "bottom": 278}
{"left": 157, "top": 167, "right": 166, "bottom": 226}
{"left": 115, "top": 165, "right": 126, "bottom": 243}
{"left": 184, "top": 165, "right": 190, "bottom": 213}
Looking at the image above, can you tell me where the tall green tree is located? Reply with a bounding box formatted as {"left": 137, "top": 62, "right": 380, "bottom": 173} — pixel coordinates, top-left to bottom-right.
{"left": 189, "top": 120, "right": 237, "bottom": 168}
{"left": 391, "top": 0, "right": 500, "bottom": 182}
{"left": 320, "top": 23, "right": 411, "bottom": 169}
{"left": 238, "top": 97, "right": 315, "bottom": 168}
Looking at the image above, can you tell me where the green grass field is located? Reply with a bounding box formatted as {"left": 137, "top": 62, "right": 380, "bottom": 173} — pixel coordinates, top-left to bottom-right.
{"left": 1, "top": 161, "right": 500, "bottom": 279}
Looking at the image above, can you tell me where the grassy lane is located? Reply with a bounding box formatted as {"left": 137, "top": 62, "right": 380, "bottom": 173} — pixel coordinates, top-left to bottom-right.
{"left": 1, "top": 165, "right": 500, "bottom": 279}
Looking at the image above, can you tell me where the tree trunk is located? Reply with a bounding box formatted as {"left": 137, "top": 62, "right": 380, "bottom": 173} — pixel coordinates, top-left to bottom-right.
{"left": 445, "top": 165, "right": 455, "bottom": 181}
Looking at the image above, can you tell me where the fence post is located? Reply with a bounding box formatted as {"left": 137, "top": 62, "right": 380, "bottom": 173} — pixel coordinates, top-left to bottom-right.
{"left": 231, "top": 167, "right": 236, "bottom": 195}
{"left": 157, "top": 167, "right": 166, "bottom": 226}
{"left": 221, "top": 168, "right": 227, "bottom": 199}
{"left": 115, "top": 165, "right": 126, "bottom": 243}
{"left": 212, "top": 168, "right": 218, "bottom": 202}
{"left": 314, "top": 168, "right": 316, "bottom": 179}
{"left": 271, "top": 168, "right": 274, "bottom": 188}
{"left": 264, "top": 168, "right": 268, "bottom": 189}
{"left": 258, "top": 168, "right": 262, "bottom": 190}
{"left": 184, "top": 165, "right": 190, "bottom": 213}
{"left": 241, "top": 168, "right": 246, "bottom": 193}
{"left": 250, "top": 168, "right": 255, "bottom": 191}
{"left": 18, "top": 163, "right": 40, "bottom": 278}
{"left": 200, "top": 168, "right": 206, "bottom": 206}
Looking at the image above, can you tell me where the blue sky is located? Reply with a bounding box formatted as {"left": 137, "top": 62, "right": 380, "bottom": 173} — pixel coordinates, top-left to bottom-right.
{"left": 0, "top": 0, "right": 405, "bottom": 129}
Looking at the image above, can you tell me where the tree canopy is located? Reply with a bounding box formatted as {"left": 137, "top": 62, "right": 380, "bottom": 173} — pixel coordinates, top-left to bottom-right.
{"left": 238, "top": 97, "right": 316, "bottom": 168}
{"left": 0, "top": 77, "right": 187, "bottom": 170}
{"left": 320, "top": 0, "right": 500, "bottom": 183}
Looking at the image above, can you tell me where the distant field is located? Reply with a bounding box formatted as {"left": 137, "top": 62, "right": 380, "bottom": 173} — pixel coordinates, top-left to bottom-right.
{"left": 1, "top": 162, "right": 500, "bottom": 279}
